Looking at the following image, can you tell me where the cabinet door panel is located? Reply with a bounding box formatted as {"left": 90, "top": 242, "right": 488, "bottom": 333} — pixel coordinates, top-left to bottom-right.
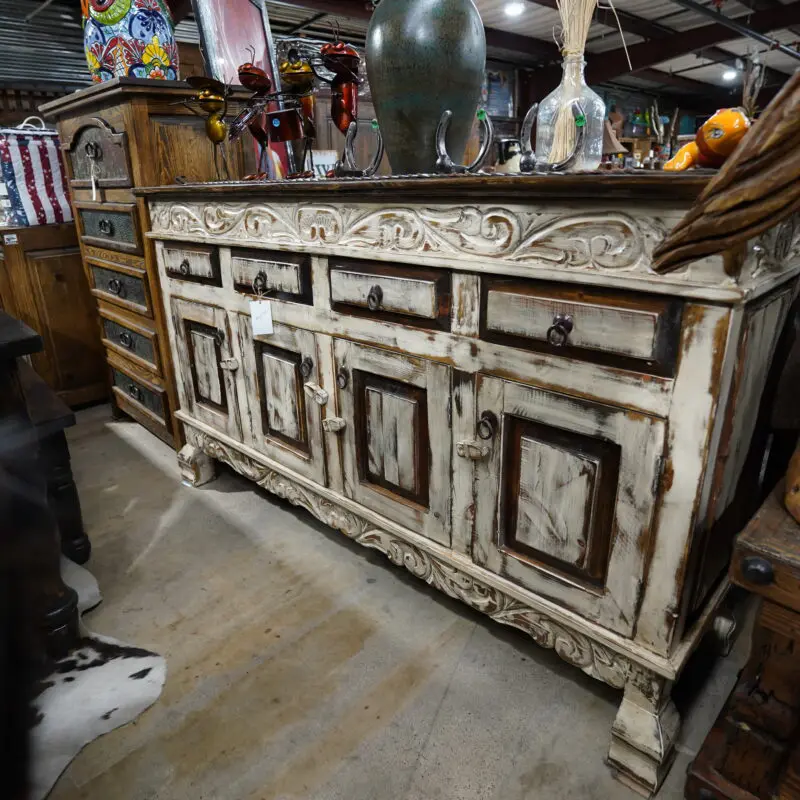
{"left": 171, "top": 298, "right": 241, "bottom": 440}
{"left": 473, "top": 375, "right": 665, "bottom": 635}
{"left": 236, "top": 315, "right": 326, "bottom": 485}
{"left": 336, "top": 340, "right": 450, "bottom": 546}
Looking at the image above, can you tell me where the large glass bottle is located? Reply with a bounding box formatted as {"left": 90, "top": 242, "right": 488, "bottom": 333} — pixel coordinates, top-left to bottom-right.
{"left": 535, "top": 55, "right": 605, "bottom": 171}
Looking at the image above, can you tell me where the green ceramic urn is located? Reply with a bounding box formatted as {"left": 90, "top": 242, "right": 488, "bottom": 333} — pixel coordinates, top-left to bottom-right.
{"left": 366, "top": 0, "right": 486, "bottom": 174}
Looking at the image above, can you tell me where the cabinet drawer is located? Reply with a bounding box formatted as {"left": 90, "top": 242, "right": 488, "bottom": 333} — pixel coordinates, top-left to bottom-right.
{"left": 481, "top": 279, "right": 682, "bottom": 376}
{"left": 64, "top": 117, "right": 131, "bottom": 189}
{"left": 330, "top": 259, "right": 451, "bottom": 330}
{"left": 111, "top": 367, "right": 166, "bottom": 421}
{"left": 76, "top": 202, "right": 141, "bottom": 255}
{"left": 162, "top": 243, "right": 221, "bottom": 286}
{"left": 230, "top": 248, "right": 312, "bottom": 303}
{"left": 88, "top": 256, "right": 152, "bottom": 317}
{"left": 99, "top": 306, "right": 160, "bottom": 374}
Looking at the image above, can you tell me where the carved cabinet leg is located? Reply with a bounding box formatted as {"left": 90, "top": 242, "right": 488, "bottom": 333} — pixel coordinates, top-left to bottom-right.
{"left": 607, "top": 668, "right": 681, "bottom": 797}
{"left": 41, "top": 430, "right": 91, "bottom": 564}
{"left": 178, "top": 443, "right": 216, "bottom": 487}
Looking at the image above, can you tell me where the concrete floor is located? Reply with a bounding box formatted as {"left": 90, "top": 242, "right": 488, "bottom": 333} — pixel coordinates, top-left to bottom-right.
{"left": 50, "top": 406, "right": 750, "bottom": 800}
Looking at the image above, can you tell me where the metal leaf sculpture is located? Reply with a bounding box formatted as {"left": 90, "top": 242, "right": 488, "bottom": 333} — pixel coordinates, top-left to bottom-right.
{"left": 652, "top": 71, "right": 800, "bottom": 274}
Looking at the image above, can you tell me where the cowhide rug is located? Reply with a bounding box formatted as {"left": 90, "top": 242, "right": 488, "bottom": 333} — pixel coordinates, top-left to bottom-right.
{"left": 30, "top": 558, "right": 166, "bottom": 799}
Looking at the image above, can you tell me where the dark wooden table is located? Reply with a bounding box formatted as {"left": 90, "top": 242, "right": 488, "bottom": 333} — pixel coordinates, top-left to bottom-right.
{"left": 686, "top": 483, "right": 800, "bottom": 799}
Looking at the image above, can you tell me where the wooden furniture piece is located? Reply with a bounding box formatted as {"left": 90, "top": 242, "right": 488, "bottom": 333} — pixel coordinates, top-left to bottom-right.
{"left": 0, "top": 311, "right": 79, "bottom": 658}
{"left": 686, "top": 484, "right": 800, "bottom": 799}
{"left": 20, "top": 360, "right": 91, "bottom": 565}
{"left": 139, "top": 174, "right": 800, "bottom": 796}
{"left": 0, "top": 222, "right": 105, "bottom": 407}
{"left": 40, "top": 79, "right": 255, "bottom": 447}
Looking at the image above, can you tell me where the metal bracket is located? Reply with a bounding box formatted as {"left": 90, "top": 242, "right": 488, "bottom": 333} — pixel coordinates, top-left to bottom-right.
{"left": 322, "top": 417, "right": 346, "bottom": 433}
{"left": 333, "top": 120, "right": 384, "bottom": 178}
{"left": 456, "top": 440, "right": 490, "bottom": 460}
{"left": 519, "top": 100, "right": 586, "bottom": 173}
{"left": 304, "top": 382, "right": 329, "bottom": 406}
{"left": 435, "top": 109, "right": 494, "bottom": 174}
{"left": 220, "top": 358, "right": 239, "bottom": 371}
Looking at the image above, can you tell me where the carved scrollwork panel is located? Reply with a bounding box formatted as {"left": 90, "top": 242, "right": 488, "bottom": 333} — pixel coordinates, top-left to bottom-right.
{"left": 185, "top": 425, "right": 633, "bottom": 691}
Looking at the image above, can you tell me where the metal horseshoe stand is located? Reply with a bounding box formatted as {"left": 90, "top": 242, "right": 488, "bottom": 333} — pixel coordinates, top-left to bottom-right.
{"left": 333, "top": 120, "right": 385, "bottom": 178}
{"left": 435, "top": 109, "right": 494, "bottom": 174}
{"left": 519, "top": 100, "right": 586, "bottom": 173}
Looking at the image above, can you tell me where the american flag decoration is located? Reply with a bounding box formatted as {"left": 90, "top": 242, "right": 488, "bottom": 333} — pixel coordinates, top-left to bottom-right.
{"left": 0, "top": 126, "right": 72, "bottom": 228}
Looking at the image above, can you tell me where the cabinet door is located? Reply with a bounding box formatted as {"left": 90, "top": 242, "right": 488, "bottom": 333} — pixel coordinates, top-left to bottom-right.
{"left": 236, "top": 315, "right": 326, "bottom": 485}
{"left": 171, "top": 298, "right": 241, "bottom": 440}
{"left": 472, "top": 375, "right": 665, "bottom": 636}
{"left": 334, "top": 340, "right": 451, "bottom": 546}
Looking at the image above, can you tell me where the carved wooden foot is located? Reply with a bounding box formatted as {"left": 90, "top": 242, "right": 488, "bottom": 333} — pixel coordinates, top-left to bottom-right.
{"left": 178, "top": 443, "right": 216, "bottom": 487}
{"left": 607, "top": 668, "right": 681, "bottom": 797}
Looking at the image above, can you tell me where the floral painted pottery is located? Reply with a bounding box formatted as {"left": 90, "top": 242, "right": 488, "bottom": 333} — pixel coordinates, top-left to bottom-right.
{"left": 366, "top": 0, "right": 485, "bottom": 174}
{"left": 82, "top": 0, "right": 179, "bottom": 83}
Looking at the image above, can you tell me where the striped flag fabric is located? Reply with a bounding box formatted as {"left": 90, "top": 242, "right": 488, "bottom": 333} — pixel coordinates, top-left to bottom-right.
{"left": 0, "top": 128, "right": 72, "bottom": 228}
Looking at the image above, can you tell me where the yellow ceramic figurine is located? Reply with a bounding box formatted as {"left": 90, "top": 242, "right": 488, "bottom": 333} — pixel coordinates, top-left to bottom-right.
{"left": 664, "top": 107, "right": 751, "bottom": 171}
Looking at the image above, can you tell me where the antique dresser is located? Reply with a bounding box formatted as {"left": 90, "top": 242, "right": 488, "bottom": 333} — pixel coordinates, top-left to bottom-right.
{"left": 40, "top": 79, "right": 254, "bottom": 446}
{"left": 139, "top": 174, "right": 800, "bottom": 795}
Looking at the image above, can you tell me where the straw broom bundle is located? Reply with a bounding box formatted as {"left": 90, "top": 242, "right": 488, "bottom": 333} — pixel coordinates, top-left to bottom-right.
{"left": 548, "top": 0, "right": 598, "bottom": 162}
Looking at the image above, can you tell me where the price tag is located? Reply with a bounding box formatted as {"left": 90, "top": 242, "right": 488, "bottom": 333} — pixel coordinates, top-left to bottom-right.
{"left": 250, "top": 298, "right": 273, "bottom": 336}
{"left": 3, "top": 234, "right": 18, "bottom": 245}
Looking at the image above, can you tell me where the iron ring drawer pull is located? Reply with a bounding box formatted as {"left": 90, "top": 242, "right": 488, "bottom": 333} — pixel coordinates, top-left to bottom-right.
{"left": 546, "top": 314, "right": 573, "bottom": 347}
{"left": 367, "top": 284, "right": 383, "bottom": 311}
{"left": 252, "top": 270, "right": 268, "bottom": 294}
{"left": 741, "top": 556, "right": 774, "bottom": 586}
{"left": 336, "top": 367, "right": 349, "bottom": 390}
{"left": 213, "top": 330, "right": 225, "bottom": 347}
{"left": 107, "top": 277, "right": 124, "bottom": 296}
{"left": 127, "top": 384, "right": 142, "bottom": 402}
{"left": 119, "top": 331, "right": 134, "bottom": 349}
{"left": 299, "top": 356, "right": 314, "bottom": 379}
{"left": 179, "top": 258, "right": 191, "bottom": 276}
{"left": 477, "top": 411, "right": 498, "bottom": 441}
{"left": 84, "top": 141, "right": 101, "bottom": 159}
{"left": 98, "top": 218, "right": 114, "bottom": 236}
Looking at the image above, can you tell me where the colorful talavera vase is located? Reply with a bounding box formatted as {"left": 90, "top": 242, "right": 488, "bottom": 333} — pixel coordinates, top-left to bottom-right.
{"left": 82, "top": 0, "right": 179, "bottom": 83}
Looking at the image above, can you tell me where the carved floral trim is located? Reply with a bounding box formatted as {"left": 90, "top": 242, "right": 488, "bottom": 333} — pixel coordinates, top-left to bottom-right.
{"left": 150, "top": 200, "right": 667, "bottom": 273}
{"left": 184, "top": 425, "right": 633, "bottom": 690}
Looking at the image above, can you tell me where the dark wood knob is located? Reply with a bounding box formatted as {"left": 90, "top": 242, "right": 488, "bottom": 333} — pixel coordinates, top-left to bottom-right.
{"left": 179, "top": 258, "right": 190, "bottom": 276}
{"left": 98, "top": 218, "right": 114, "bottom": 236}
{"left": 477, "top": 411, "right": 498, "bottom": 440}
{"left": 336, "top": 367, "right": 349, "bottom": 390}
{"left": 547, "top": 313, "right": 574, "bottom": 347}
{"left": 119, "top": 331, "right": 133, "bottom": 349}
{"left": 367, "top": 285, "right": 383, "bottom": 311}
{"left": 741, "top": 556, "right": 774, "bottom": 586}
{"left": 107, "top": 277, "right": 123, "bottom": 296}
{"left": 300, "top": 356, "right": 314, "bottom": 379}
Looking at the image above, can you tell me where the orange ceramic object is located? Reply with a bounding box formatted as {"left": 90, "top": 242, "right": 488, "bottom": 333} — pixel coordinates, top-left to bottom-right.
{"left": 664, "top": 107, "right": 751, "bottom": 171}
{"left": 786, "top": 445, "right": 800, "bottom": 524}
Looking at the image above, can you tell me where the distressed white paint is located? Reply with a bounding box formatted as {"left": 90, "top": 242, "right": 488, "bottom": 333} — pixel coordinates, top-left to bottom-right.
{"left": 190, "top": 329, "right": 222, "bottom": 405}
{"left": 231, "top": 254, "right": 302, "bottom": 294}
{"left": 150, "top": 192, "right": 800, "bottom": 800}
{"left": 162, "top": 244, "right": 214, "bottom": 279}
{"left": 487, "top": 289, "right": 659, "bottom": 360}
{"left": 516, "top": 435, "right": 598, "bottom": 568}
{"left": 330, "top": 269, "right": 438, "bottom": 318}
{"left": 263, "top": 350, "right": 302, "bottom": 442}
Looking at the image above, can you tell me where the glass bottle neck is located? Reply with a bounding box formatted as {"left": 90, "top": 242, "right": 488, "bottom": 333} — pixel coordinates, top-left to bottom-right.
{"left": 561, "top": 56, "right": 586, "bottom": 83}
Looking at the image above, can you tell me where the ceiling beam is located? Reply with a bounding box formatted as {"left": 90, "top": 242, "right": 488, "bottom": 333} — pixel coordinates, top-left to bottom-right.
{"left": 578, "top": 2, "right": 800, "bottom": 85}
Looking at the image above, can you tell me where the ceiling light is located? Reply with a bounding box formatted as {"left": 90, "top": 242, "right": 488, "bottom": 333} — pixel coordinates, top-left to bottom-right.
{"left": 722, "top": 69, "right": 738, "bottom": 81}
{"left": 505, "top": 2, "right": 526, "bottom": 17}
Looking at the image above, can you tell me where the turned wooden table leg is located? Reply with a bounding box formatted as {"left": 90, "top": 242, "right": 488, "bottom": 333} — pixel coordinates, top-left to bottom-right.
{"left": 607, "top": 667, "right": 681, "bottom": 797}
{"left": 178, "top": 443, "right": 216, "bottom": 487}
{"left": 40, "top": 430, "right": 91, "bottom": 565}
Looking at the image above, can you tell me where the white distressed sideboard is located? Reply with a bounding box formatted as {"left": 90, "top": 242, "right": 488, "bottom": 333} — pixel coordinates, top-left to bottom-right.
{"left": 139, "top": 175, "right": 800, "bottom": 796}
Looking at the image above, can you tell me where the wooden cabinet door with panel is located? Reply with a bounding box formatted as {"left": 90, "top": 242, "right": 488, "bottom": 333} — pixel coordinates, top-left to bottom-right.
{"left": 471, "top": 375, "right": 666, "bottom": 635}
{"left": 236, "top": 315, "right": 326, "bottom": 485}
{"left": 171, "top": 298, "right": 241, "bottom": 441}
{"left": 334, "top": 340, "right": 451, "bottom": 546}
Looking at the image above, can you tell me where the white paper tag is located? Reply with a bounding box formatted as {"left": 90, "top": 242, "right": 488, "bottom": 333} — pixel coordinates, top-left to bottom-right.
{"left": 250, "top": 299, "right": 273, "bottom": 336}
{"left": 3, "top": 233, "right": 18, "bottom": 245}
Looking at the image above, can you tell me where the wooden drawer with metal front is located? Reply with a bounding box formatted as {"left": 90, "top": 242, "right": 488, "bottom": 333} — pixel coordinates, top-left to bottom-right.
{"left": 86, "top": 251, "right": 153, "bottom": 318}
{"left": 75, "top": 201, "right": 142, "bottom": 255}
{"left": 330, "top": 258, "right": 451, "bottom": 330}
{"left": 64, "top": 116, "right": 132, "bottom": 189}
{"left": 99, "top": 304, "right": 161, "bottom": 375}
{"left": 480, "top": 278, "right": 683, "bottom": 376}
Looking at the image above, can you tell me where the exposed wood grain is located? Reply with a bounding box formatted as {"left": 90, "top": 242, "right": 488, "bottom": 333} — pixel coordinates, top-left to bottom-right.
{"left": 190, "top": 328, "right": 222, "bottom": 405}
{"left": 653, "top": 71, "right": 800, "bottom": 273}
{"left": 263, "top": 350, "right": 301, "bottom": 442}
{"left": 331, "top": 269, "right": 438, "bottom": 319}
{"left": 451, "top": 273, "right": 480, "bottom": 338}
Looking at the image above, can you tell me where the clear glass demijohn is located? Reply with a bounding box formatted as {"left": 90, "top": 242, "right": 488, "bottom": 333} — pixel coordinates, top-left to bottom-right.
{"left": 535, "top": 55, "right": 606, "bottom": 171}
